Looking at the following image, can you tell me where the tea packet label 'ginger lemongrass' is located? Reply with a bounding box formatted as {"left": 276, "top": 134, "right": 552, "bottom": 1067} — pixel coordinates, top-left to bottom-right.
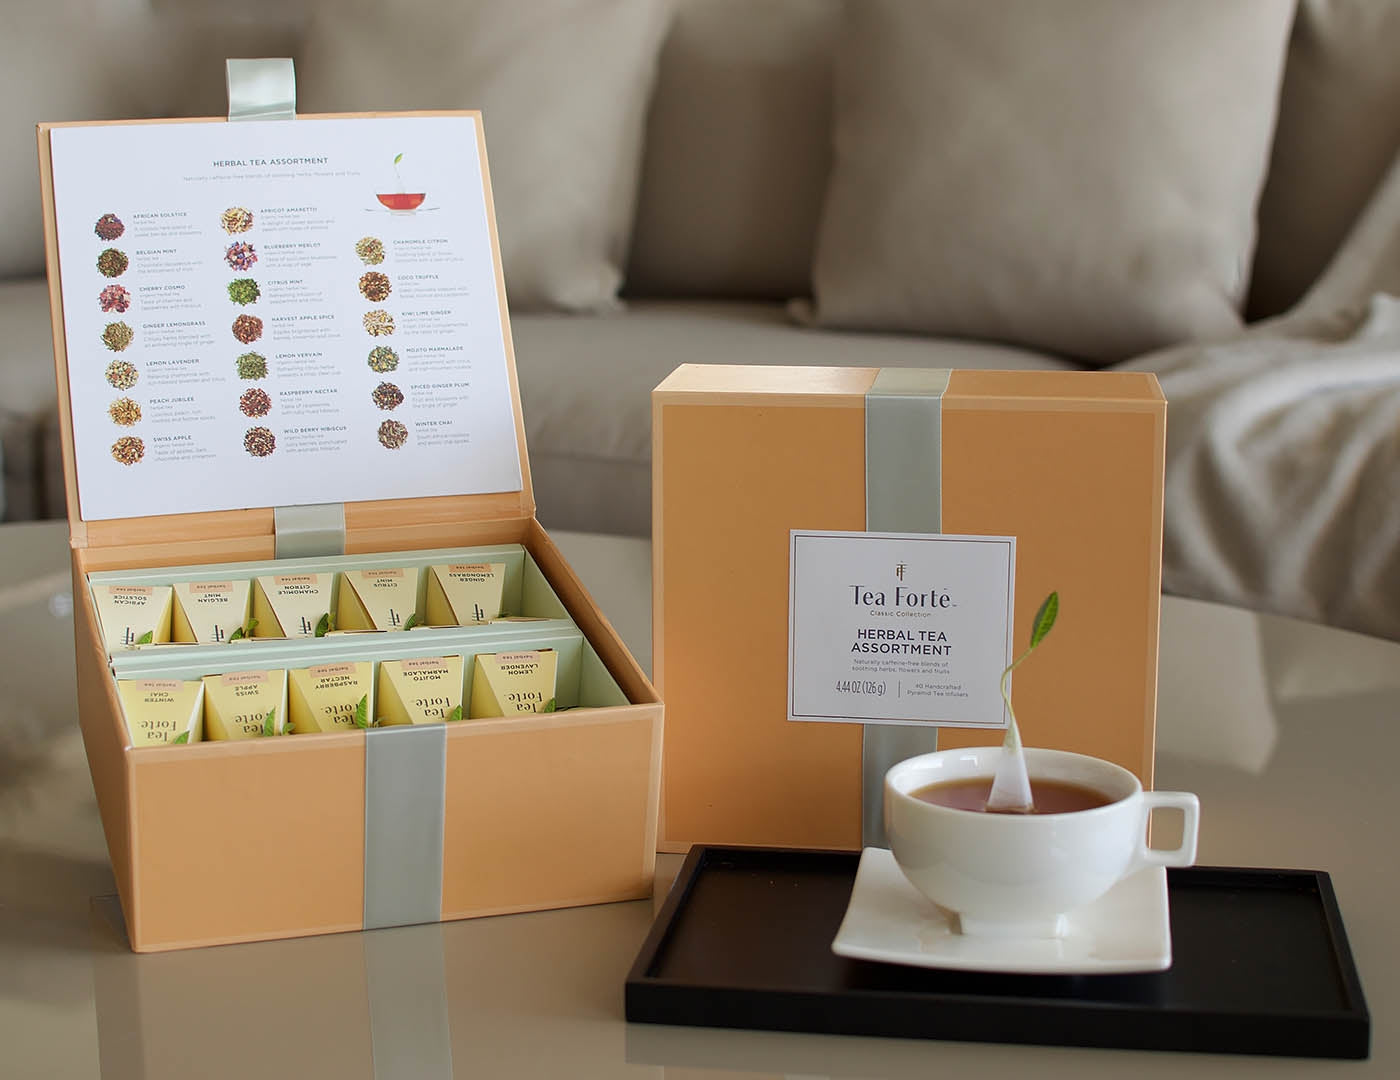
{"left": 377, "top": 655, "right": 464, "bottom": 725}
{"left": 337, "top": 568, "right": 418, "bottom": 631}
{"left": 426, "top": 563, "right": 506, "bottom": 626}
{"left": 172, "top": 579, "right": 252, "bottom": 644}
{"left": 117, "top": 678, "right": 204, "bottom": 747}
{"left": 252, "top": 573, "right": 334, "bottom": 638}
{"left": 203, "top": 669, "right": 288, "bottom": 740}
{"left": 468, "top": 650, "right": 557, "bottom": 719}
{"left": 288, "top": 662, "right": 374, "bottom": 734}
{"left": 94, "top": 584, "right": 173, "bottom": 651}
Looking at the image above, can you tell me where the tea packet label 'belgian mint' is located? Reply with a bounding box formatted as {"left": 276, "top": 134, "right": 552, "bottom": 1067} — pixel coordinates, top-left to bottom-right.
{"left": 94, "top": 584, "right": 173, "bottom": 651}
{"left": 172, "top": 579, "right": 252, "bottom": 644}
{"left": 337, "top": 568, "right": 418, "bottom": 631}
{"left": 117, "top": 678, "right": 204, "bottom": 747}
{"left": 203, "top": 669, "right": 288, "bottom": 740}
{"left": 468, "top": 649, "right": 557, "bottom": 719}
{"left": 252, "top": 573, "right": 334, "bottom": 638}
{"left": 378, "top": 655, "right": 464, "bottom": 725}
{"left": 426, "top": 563, "right": 506, "bottom": 626}
{"left": 288, "top": 662, "right": 374, "bottom": 733}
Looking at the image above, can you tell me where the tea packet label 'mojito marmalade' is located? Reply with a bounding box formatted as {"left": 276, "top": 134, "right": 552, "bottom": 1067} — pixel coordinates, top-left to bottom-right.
{"left": 337, "top": 568, "right": 418, "bottom": 631}
{"left": 203, "top": 669, "right": 288, "bottom": 740}
{"left": 94, "top": 584, "right": 173, "bottom": 651}
{"left": 252, "top": 573, "right": 334, "bottom": 638}
{"left": 426, "top": 563, "right": 506, "bottom": 626}
{"left": 288, "top": 661, "right": 374, "bottom": 734}
{"left": 377, "top": 655, "right": 464, "bottom": 725}
{"left": 173, "top": 579, "right": 252, "bottom": 644}
{"left": 468, "top": 649, "right": 557, "bottom": 719}
{"left": 117, "top": 678, "right": 204, "bottom": 746}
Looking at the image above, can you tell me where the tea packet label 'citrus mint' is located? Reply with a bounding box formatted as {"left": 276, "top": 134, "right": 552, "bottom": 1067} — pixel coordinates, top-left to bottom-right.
{"left": 426, "top": 563, "right": 506, "bottom": 626}
{"left": 378, "top": 656, "right": 464, "bottom": 725}
{"left": 117, "top": 678, "right": 204, "bottom": 747}
{"left": 203, "top": 669, "right": 288, "bottom": 740}
{"left": 252, "top": 573, "right": 334, "bottom": 638}
{"left": 288, "top": 662, "right": 374, "bottom": 733}
{"left": 172, "top": 579, "right": 252, "bottom": 644}
{"left": 94, "top": 584, "right": 173, "bottom": 651}
{"left": 468, "top": 649, "right": 557, "bottom": 719}
{"left": 337, "top": 568, "right": 418, "bottom": 631}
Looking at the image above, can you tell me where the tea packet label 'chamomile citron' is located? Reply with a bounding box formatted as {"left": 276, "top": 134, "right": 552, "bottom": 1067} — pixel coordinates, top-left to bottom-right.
{"left": 468, "top": 650, "right": 557, "bottom": 719}
{"left": 94, "top": 584, "right": 173, "bottom": 651}
{"left": 426, "top": 563, "right": 506, "bottom": 626}
{"left": 337, "top": 568, "right": 418, "bottom": 631}
{"left": 117, "top": 678, "right": 204, "bottom": 747}
{"left": 202, "top": 669, "right": 288, "bottom": 740}
{"left": 172, "top": 579, "right": 252, "bottom": 644}
{"left": 252, "top": 573, "right": 334, "bottom": 638}
{"left": 288, "top": 662, "right": 374, "bottom": 734}
{"left": 377, "top": 655, "right": 464, "bottom": 725}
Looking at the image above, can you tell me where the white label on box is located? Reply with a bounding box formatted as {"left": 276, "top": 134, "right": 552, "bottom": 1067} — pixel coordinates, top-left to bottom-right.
{"left": 788, "top": 530, "right": 1015, "bottom": 727}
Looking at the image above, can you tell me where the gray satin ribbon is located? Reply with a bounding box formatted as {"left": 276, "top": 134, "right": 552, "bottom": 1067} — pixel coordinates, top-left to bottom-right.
{"left": 226, "top": 58, "right": 296, "bottom": 122}
{"left": 862, "top": 369, "right": 950, "bottom": 848}
{"left": 274, "top": 502, "right": 346, "bottom": 559}
{"left": 364, "top": 924, "right": 454, "bottom": 1080}
{"left": 363, "top": 724, "right": 447, "bottom": 930}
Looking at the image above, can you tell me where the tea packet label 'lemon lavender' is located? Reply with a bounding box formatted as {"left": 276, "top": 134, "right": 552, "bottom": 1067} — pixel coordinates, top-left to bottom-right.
{"left": 426, "top": 563, "right": 506, "bottom": 626}
{"left": 203, "top": 669, "right": 288, "bottom": 740}
{"left": 468, "top": 649, "right": 557, "bottom": 719}
{"left": 378, "top": 655, "right": 464, "bottom": 725}
{"left": 172, "top": 579, "right": 252, "bottom": 644}
{"left": 288, "top": 661, "right": 374, "bottom": 733}
{"left": 337, "top": 568, "right": 418, "bottom": 631}
{"left": 252, "top": 573, "right": 334, "bottom": 638}
{"left": 94, "top": 584, "right": 173, "bottom": 651}
{"left": 117, "top": 678, "right": 204, "bottom": 747}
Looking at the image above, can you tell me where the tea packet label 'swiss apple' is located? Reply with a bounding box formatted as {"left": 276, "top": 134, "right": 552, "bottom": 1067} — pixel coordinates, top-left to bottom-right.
{"left": 203, "top": 668, "right": 288, "bottom": 740}
{"left": 426, "top": 563, "right": 506, "bottom": 626}
{"left": 378, "top": 655, "right": 464, "bottom": 725}
{"left": 337, "top": 568, "right": 418, "bottom": 631}
{"left": 172, "top": 579, "right": 252, "bottom": 644}
{"left": 94, "top": 584, "right": 173, "bottom": 651}
{"left": 252, "top": 573, "right": 334, "bottom": 638}
{"left": 288, "top": 661, "right": 374, "bottom": 733}
{"left": 468, "top": 649, "right": 557, "bottom": 719}
{"left": 117, "top": 678, "right": 204, "bottom": 746}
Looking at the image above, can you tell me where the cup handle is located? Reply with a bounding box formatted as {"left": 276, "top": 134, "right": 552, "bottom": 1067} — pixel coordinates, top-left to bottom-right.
{"left": 1136, "top": 791, "right": 1200, "bottom": 868}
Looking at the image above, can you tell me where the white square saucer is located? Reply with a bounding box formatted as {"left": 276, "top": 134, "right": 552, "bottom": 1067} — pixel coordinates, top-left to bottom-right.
{"left": 831, "top": 847, "right": 1171, "bottom": 975}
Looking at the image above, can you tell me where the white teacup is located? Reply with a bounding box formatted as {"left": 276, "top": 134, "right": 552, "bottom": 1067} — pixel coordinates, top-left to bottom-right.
{"left": 884, "top": 747, "right": 1199, "bottom": 938}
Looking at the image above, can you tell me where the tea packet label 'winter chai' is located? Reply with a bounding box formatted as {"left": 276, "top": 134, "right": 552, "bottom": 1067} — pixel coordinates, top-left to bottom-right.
{"left": 337, "top": 568, "right": 418, "bottom": 631}
{"left": 426, "top": 563, "right": 506, "bottom": 626}
{"left": 377, "top": 655, "right": 464, "bottom": 725}
{"left": 252, "top": 573, "right": 334, "bottom": 638}
{"left": 95, "top": 584, "right": 173, "bottom": 651}
{"left": 202, "top": 669, "right": 288, "bottom": 740}
{"left": 117, "top": 678, "right": 204, "bottom": 746}
{"left": 172, "top": 579, "right": 252, "bottom": 644}
{"left": 468, "top": 649, "right": 557, "bottom": 719}
{"left": 288, "top": 662, "right": 374, "bottom": 733}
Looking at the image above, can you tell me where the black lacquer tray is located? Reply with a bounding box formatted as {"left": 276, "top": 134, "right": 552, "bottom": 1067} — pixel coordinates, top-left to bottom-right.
{"left": 625, "top": 846, "right": 1370, "bottom": 1059}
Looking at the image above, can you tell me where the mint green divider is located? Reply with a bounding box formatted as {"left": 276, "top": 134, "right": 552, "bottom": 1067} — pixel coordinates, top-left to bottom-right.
{"left": 578, "top": 647, "right": 629, "bottom": 709}
{"left": 520, "top": 554, "right": 571, "bottom": 620}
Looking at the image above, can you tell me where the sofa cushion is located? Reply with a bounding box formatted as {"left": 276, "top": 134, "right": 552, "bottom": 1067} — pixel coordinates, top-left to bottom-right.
{"left": 297, "top": 0, "right": 672, "bottom": 314}
{"left": 802, "top": 0, "right": 1294, "bottom": 364}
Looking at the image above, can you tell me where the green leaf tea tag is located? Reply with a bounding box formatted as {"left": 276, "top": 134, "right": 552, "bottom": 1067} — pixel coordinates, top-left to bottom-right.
{"left": 542, "top": 697, "right": 556, "bottom": 713}
{"left": 135, "top": 630, "right": 154, "bottom": 645}
{"left": 1029, "top": 591, "right": 1059, "bottom": 649}
{"left": 403, "top": 612, "right": 420, "bottom": 631}
{"left": 262, "top": 708, "right": 277, "bottom": 737}
{"left": 171, "top": 731, "right": 189, "bottom": 744}
{"left": 314, "top": 612, "right": 331, "bottom": 638}
{"left": 353, "top": 694, "right": 370, "bottom": 729}
{"left": 446, "top": 704, "right": 462, "bottom": 723}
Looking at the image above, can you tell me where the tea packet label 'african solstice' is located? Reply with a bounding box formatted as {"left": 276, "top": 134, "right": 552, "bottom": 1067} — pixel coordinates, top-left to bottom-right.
{"left": 337, "top": 568, "right": 418, "bottom": 631}
{"left": 787, "top": 530, "right": 1016, "bottom": 728}
{"left": 426, "top": 563, "right": 506, "bottom": 626}
{"left": 202, "top": 669, "right": 288, "bottom": 740}
{"left": 94, "top": 584, "right": 173, "bottom": 651}
{"left": 288, "top": 661, "right": 374, "bottom": 734}
{"left": 377, "top": 655, "right": 464, "bottom": 725}
{"left": 252, "top": 573, "right": 334, "bottom": 638}
{"left": 117, "top": 678, "right": 204, "bottom": 746}
{"left": 468, "top": 649, "right": 557, "bottom": 719}
{"left": 172, "top": 579, "right": 252, "bottom": 644}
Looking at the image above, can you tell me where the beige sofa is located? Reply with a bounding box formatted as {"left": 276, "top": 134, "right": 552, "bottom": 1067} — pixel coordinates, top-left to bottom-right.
{"left": 5, "top": 1, "right": 1399, "bottom": 638}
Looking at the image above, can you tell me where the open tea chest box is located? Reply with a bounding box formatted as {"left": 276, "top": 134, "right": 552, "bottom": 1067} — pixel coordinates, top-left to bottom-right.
{"left": 38, "top": 108, "right": 662, "bottom": 951}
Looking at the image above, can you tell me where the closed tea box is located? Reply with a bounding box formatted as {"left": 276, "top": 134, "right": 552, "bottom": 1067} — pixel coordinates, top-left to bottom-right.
{"left": 652, "top": 365, "right": 1165, "bottom": 852}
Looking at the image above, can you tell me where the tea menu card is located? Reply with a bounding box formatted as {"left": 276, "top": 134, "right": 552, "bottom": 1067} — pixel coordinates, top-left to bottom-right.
{"left": 48, "top": 115, "right": 522, "bottom": 521}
